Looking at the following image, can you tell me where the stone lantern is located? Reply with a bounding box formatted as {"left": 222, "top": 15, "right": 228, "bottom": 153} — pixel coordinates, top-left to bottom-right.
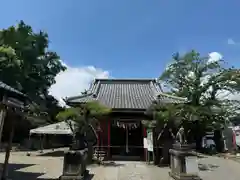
{"left": 169, "top": 124, "right": 201, "bottom": 180}
{"left": 59, "top": 124, "right": 97, "bottom": 180}
{"left": 169, "top": 144, "right": 201, "bottom": 180}
{"left": 59, "top": 149, "right": 88, "bottom": 180}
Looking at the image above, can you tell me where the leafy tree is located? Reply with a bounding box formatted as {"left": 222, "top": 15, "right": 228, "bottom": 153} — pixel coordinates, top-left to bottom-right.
{"left": 158, "top": 50, "right": 240, "bottom": 128}
{"left": 0, "top": 21, "right": 66, "bottom": 100}
{"left": 0, "top": 20, "right": 66, "bottom": 129}
{"left": 0, "top": 21, "right": 66, "bottom": 180}
{"left": 56, "top": 101, "right": 111, "bottom": 143}
{"left": 45, "top": 95, "right": 64, "bottom": 123}
{"left": 145, "top": 50, "right": 240, "bottom": 155}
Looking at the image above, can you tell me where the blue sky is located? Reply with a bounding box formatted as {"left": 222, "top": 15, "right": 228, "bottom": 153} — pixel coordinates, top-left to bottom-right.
{"left": 1, "top": 0, "right": 240, "bottom": 99}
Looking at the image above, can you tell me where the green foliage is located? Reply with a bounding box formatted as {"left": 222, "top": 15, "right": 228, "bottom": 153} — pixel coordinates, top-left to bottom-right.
{"left": 56, "top": 101, "right": 111, "bottom": 121}
{"left": 56, "top": 107, "right": 80, "bottom": 121}
{"left": 0, "top": 21, "right": 66, "bottom": 99}
{"left": 56, "top": 101, "right": 111, "bottom": 133}
{"left": 0, "top": 21, "right": 66, "bottom": 124}
{"left": 141, "top": 120, "right": 157, "bottom": 129}
{"left": 0, "top": 21, "right": 67, "bottom": 180}
{"left": 44, "top": 95, "right": 64, "bottom": 123}
{"left": 86, "top": 101, "right": 111, "bottom": 117}
{"left": 156, "top": 50, "right": 240, "bottom": 128}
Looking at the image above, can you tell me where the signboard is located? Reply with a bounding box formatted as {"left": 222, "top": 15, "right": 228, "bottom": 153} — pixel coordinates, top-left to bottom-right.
{"left": 147, "top": 129, "right": 153, "bottom": 152}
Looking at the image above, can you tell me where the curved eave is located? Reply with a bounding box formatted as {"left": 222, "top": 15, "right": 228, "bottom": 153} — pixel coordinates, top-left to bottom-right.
{"left": 154, "top": 93, "right": 188, "bottom": 104}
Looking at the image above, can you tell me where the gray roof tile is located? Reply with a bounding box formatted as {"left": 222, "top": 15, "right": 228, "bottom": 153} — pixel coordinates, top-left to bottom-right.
{"left": 66, "top": 79, "right": 186, "bottom": 109}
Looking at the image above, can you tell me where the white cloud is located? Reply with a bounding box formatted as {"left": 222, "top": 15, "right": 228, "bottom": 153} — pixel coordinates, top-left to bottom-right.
{"left": 208, "top": 52, "right": 223, "bottom": 63}
{"left": 187, "top": 52, "right": 222, "bottom": 81}
{"left": 49, "top": 62, "right": 109, "bottom": 107}
{"left": 227, "top": 38, "right": 236, "bottom": 45}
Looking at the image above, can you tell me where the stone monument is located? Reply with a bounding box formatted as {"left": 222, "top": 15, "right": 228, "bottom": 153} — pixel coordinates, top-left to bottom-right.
{"left": 169, "top": 127, "right": 201, "bottom": 180}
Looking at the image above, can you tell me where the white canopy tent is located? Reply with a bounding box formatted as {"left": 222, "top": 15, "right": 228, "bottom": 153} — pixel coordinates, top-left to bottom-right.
{"left": 29, "top": 120, "right": 76, "bottom": 135}
{"left": 27, "top": 120, "right": 97, "bottom": 154}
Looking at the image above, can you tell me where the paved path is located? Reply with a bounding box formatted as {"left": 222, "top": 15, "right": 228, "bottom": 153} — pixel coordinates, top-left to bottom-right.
{"left": 198, "top": 156, "right": 240, "bottom": 180}
{"left": 0, "top": 150, "right": 240, "bottom": 180}
{"left": 89, "top": 161, "right": 169, "bottom": 180}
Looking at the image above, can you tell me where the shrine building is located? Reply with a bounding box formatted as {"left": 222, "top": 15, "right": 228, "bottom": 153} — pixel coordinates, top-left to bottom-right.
{"left": 65, "top": 79, "right": 185, "bottom": 160}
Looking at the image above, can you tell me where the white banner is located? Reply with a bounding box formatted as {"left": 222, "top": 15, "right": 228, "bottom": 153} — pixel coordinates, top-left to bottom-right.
{"left": 147, "top": 130, "right": 153, "bottom": 152}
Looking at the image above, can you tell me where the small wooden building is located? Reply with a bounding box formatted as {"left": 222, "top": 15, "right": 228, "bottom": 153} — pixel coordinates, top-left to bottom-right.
{"left": 0, "top": 80, "right": 28, "bottom": 180}
{"left": 0, "top": 80, "right": 27, "bottom": 142}
{"left": 65, "top": 79, "right": 185, "bottom": 160}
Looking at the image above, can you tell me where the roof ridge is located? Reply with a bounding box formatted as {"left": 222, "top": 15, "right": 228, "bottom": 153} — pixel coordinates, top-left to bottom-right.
{"left": 94, "top": 78, "right": 157, "bottom": 82}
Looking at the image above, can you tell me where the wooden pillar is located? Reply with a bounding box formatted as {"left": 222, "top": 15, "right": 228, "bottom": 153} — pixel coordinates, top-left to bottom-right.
{"left": 40, "top": 135, "right": 43, "bottom": 153}
{"left": 143, "top": 127, "right": 147, "bottom": 161}
{"left": 96, "top": 130, "right": 100, "bottom": 159}
{"left": 100, "top": 121, "right": 104, "bottom": 150}
{"left": 107, "top": 120, "right": 110, "bottom": 157}
{"left": 1, "top": 111, "right": 15, "bottom": 180}
{"left": 0, "top": 96, "right": 7, "bottom": 145}
{"left": 97, "top": 131, "right": 100, "bottom": 149}
{"left": 0, "top": 108, "right": 7, "bottom": 144}
{"left": 153, "top": 128, "right": 157, "bottom": 164}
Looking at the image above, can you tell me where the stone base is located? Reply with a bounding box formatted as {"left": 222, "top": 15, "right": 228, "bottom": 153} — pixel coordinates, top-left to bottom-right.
{"left": 59, "top": 175, "right": 83, "bottom": 180}
{"left": 169, "top": 172, "right": 201, "bottom": 180}
{"left": 59, "top": 170, "right": 89, "bottom": 180}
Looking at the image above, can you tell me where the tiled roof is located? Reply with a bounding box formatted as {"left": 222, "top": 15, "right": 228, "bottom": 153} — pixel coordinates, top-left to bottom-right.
{"left": 0, "top": 81, "right": 26, "bottom": 97}
{"left": 66, "top": 79, "right": 186, "bottom": 109}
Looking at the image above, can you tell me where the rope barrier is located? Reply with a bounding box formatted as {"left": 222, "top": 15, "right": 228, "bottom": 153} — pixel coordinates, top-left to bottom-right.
{"left": 93, "top": 145, "right": 160, "bottom": 148}
{"left": 94, "top": 145, "right": 143, "bottom": 148}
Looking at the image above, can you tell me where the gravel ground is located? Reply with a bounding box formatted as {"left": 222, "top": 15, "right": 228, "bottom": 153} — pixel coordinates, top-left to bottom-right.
{"left": 198, "top": 156, "right": 240, "bottom": 180}
{"left": 0, "top": 149, "right": 240, "bottom": 180}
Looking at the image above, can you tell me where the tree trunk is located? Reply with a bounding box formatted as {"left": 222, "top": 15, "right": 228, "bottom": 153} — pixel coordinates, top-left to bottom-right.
{"left": 160, "top": 140, "right": 172, "bottom": 165}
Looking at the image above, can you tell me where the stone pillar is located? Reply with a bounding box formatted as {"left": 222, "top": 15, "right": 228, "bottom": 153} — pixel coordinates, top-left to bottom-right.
{"left": 169, "top": 143, "right": 201, "bottom": 180}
